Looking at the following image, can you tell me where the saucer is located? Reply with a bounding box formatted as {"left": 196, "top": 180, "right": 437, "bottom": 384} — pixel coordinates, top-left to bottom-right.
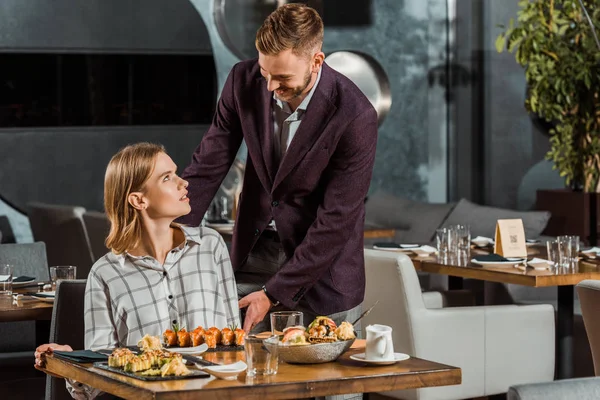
{"left": 349, "top": 353, "right": 410, "bottom": 365}
{"left": 197, "top": 361, "right": 247, "bottom": 380}
{"left": 165, "top": 343, "right": 208, "bottom": 355}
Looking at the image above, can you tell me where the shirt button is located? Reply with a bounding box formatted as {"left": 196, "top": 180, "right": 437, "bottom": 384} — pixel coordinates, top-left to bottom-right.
{"left": 254, "top": 229, "right": 260, "bottom": 236}
{"left": 173, "top": 320, "right": 177, "bottom": 325}
{"left": 163, "top": 272, "right": 167, "bottom": 277}
{"left": 168, "top": 295, "right": 173, "bottom": 300}
{"left": 272, "top": 201, "right": 279, "bottom": 207}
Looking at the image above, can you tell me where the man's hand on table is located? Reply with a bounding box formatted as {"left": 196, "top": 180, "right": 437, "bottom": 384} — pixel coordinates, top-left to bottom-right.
{"left": 35, "top": 343, "right": 73, "bottom": 368}
{"left": 239, "top": 290, "right": 272, "bottom": 332}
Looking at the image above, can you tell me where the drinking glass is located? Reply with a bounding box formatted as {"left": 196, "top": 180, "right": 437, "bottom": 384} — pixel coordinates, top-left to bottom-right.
{"left": 436, "top": 227, "right": 454, "bottom": 260}
{"left": 49, "top": 266, "right": 77, "bottom": 290}
{"left": 557, "top": 235, "right": 580, "bottom": 268}
{"left": 0, "top": 264, "right": 13, "bottom": 296}
{"left": 546, "top": 240, "right": 560, "bottom": 270}
{"left": 451, "top": 224, "right": 471, "bottom": 259}
{"left": 270, "top": 311, "right": 303, "bottom": 336}
{"left": 244, "top": 334, "right": 279, "bottom": 376}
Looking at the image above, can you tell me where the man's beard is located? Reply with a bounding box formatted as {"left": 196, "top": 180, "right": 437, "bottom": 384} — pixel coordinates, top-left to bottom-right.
{"left": 275, "top": 69, "right": 313, "bottom": 102}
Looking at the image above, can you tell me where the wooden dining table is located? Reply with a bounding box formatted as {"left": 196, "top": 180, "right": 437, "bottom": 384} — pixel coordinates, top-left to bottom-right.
{"left": 44, "top": 340, "right": 461, "bottom": 400}
{"left": 0, "top": 286, "right": 53, "bottom": 345}
{"left": 410, "top": 245, "right": 600, "bottom": 379}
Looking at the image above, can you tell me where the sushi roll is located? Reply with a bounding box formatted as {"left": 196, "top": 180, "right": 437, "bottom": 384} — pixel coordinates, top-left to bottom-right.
{"left": 163, "top": 329, "right": 177, "bottom": 347}
{"left": 108, "top": 348, "right": 134, "bottom": 368}
{"left": 124, "top": 354, "right": 152, "bottom": 372}
{"left": 207, "top": 327, "right": 222, "bottom": 345}
{"left": 204, "top": 332, "right": 218, "bottom": 348}
{"left": 221, "top": 327, "right": 234, "bottom": 345}
{"left": 177, "top": 328, "right": 191, "bottom": 347}
{"left": 234, "top": 328, "right": 245, "bottom": 346}
{"left": 191, "top": 326, "right": 205, "bottom": 346}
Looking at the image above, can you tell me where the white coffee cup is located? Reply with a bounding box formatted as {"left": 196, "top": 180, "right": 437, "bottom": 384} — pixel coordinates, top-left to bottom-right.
{"left": 365, "top": 324, "right": 394, "bottom": 361}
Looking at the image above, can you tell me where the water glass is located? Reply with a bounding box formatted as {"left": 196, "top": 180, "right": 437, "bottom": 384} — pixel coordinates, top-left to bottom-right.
{"left": 270, "top": 311, "right": 303, "bottom": 336}
{"left": 244, "top": 334, "right": 279, "bottom": 376}
{"left": 451, "top": 224, "right": 471, "bottom": 258}
{"left": 546, "top": 240, "right": 560, "bottom": 266}
{"left": 557, "top": 235, "right": 580, "bottom": 267}
{"left": 436, "top": 227, "right": 454, "bottom": 258}
{"left": 49, "top": 266, "right": 77, "bottom": 290}
{"left": 0, "top": 264, "right": 13, "bottom": 296}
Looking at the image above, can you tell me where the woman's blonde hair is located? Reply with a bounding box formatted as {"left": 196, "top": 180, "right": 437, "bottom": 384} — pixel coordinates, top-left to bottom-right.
{"left": 104, "top": 142, "right": 165, "bottom": 254}
{"left": 255, "top": 3, "right": 323, "bottom": 58}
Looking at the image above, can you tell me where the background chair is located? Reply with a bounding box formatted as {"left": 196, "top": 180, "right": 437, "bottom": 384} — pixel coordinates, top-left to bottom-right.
{"left": 0, "top": 215, "right": 16, "bottom": 244}
{"left": 82, "top": 211, "right": 110, "bottom": 261}
{"left": 28, "top": 202, "right": 94, "bottom": 279}
{"left": 45, "top": 279, "right": 86, "bottom": 400}
{"left": 507, "top": 377, "right": 600, "bottom": 400}
{"left": 363, "top": 249, "right": 555, "bottom": 400}
{"left": 577, "top": 280, "right": 600, "bottom": 376}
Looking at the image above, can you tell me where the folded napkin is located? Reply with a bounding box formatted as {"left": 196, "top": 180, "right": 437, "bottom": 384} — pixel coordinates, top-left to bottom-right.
{"left": 14, "top": 276, "right": 35, "bottom": 283}
{"left": 583, "top": 247, "right": 600, "bottom": 254}
{"left": 472, "top": 254, "right": 509, "bottom": 262}
{"left": 527, "top": 258, "right": 554, "bottom": 269}
{"left": 414, "top": 245, "right": 436, "bottom": 253}
{"left": 53, "top": 350, "right": 108, "bottom": 363}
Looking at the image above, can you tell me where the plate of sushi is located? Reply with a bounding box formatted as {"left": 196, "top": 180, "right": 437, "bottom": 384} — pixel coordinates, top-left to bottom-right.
{"left": 162, "top": 324, "right": 245, "bottom": 353}
{"left": 94, "top": 334, "right": 208, "bottom": 381}
{"left": 277, "top": 316, "right": 356, "bottom": 364}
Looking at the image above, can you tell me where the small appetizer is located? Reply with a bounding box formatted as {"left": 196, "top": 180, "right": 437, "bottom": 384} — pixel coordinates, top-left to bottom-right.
{"left": 124, "top": 354, "right": 152, "bottom": 373}
{"left": 177, "top": 328, "right": 191, "bottom": 347}
{"left": 191, "top": 326, "right": 205, "bottom": 346}
{"left": 221, "top": 327, "right": 234, "bottom": 345}
{"left": 307, "top": 316, "right": 337, "bottom": 343}
{"left": 234, "top": 327, "right": 245, "bottom": 346}
{"left": 281, "top": 326, "right": 308, "bottom": 346}
{"left": 137, "top": 334, "right": 162, "bottom": 351}
{"left": 163, "top": 329, "right": 177, "bottom": 347}
{"left": 204, "top": 332, "right": 218, "bottom": 348}
{"left": 334, "top": 321, "right": 356, "bottom": 340}
{"left": 108, "top": 348, "right": 134, "bottom": 368}
{"left": 207, "top": 327, "right": 222, "bottom": 345}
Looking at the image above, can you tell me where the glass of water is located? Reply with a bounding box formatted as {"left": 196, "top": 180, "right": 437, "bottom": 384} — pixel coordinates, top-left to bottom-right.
{"left": 49, "top": 266, "right": 77, "bottom": 290}
{"left": 270, "top": 311, "right": 303, "bottom": 336}
{"left": 557, "top": 235, "right": 580, "bottom": 268}
{"left": 0, "top": 264, "right": 13, "bottom": 296}
{"left": 244, "top": 334, "right": 279, "bottom": 376}
{"left": 451, "top": 224, "right": 471, "bottom": 258}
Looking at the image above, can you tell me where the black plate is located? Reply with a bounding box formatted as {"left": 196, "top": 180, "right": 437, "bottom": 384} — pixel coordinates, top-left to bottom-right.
{"left": 93, "top": 362, "right": 210, "bottom": 381}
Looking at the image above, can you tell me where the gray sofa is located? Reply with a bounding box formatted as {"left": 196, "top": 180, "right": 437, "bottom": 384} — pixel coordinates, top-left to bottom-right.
{"left": 364, "top": 190, "right": 552, "bottom": 244}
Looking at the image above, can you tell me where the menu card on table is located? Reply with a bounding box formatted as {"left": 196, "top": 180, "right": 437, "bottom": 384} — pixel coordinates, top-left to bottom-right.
{"left": 494, "top": 219, "right": 527, "bottom": 258}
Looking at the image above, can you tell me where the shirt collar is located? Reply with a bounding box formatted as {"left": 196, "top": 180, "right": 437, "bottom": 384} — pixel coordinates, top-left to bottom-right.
{"left": 273, "top": 66, "right": 322, "bottom": 112}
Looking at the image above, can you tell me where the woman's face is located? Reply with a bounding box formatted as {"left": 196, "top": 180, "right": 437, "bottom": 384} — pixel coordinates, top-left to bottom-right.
{"left": 141, "top": 152, "right": 190, "bottom": 220}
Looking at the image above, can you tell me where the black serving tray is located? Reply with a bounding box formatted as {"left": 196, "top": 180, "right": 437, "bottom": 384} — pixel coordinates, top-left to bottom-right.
{"left": 93, "top": 362, "right": 210, "bottom": 381}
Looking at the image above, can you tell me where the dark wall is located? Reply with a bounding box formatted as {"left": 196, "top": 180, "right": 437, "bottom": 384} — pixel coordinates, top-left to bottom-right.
{"left": 0, "top": 0, "right": 211, "bottom": 53}
{"left": 0, "top": 126, "right": 209, "bottom": 212}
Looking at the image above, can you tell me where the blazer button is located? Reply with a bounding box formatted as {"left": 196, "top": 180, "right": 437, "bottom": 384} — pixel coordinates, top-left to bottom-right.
{"left": 254, "top": 229, "right": 260, "bottom": 236}
{"left": 272, "top": 201, "right": 279, "bottom": 207}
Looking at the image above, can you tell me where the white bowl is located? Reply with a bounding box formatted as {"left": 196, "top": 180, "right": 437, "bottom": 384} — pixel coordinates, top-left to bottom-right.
{"left": 198, "top": 361, "right": 247, "bottom": 380}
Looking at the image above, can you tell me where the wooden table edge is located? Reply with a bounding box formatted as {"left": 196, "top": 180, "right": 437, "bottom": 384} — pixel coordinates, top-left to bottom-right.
{"left": 45, "top": 355, "right": 461, "bottom": 400}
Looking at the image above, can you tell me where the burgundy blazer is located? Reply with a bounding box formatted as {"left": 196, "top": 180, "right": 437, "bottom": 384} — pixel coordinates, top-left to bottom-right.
{"left": 181, "top": 59, "right": 378, "bottom": 315}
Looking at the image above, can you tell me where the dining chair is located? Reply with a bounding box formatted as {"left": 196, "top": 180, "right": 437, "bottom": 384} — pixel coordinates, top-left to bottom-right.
{"left": 0, "top": 215, "right": 16, "bottom": 243}
{"left": 28, "top": 202, "right": 94, "bottom": 280}
{"left": 82, "top": 211, "right": 110, "bottom": 261}
{"left": 577, "top": 280, "right": 600, "bottom": 376}
{"left": 363, "top": 249, "right": 555, "bottom": 400}
{"left": 46, "top": 279, "right": 87, "bottom": 400}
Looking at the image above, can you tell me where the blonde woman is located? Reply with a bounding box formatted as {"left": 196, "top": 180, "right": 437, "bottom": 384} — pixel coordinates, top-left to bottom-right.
{"left": 36, "top": 143, "right": 239, "bottom": 398}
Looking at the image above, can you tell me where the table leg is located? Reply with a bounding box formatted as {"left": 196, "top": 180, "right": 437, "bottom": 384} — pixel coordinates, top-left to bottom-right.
{"left": 556, "top": 285, "right": 574, "bottom": 379}
{"left": 35, "top": 320, "right": 51, "bottom": 347}
{"left": 448, "top": 276, "right": 463, "bottom": 290}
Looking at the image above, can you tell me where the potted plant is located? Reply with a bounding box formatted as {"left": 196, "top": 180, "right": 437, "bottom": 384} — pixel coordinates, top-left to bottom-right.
{"left": 496, "top": 0, "right": 600, "bottom": 192}
{"left": 496, "top": 0, "right": 600, "bottom": 243}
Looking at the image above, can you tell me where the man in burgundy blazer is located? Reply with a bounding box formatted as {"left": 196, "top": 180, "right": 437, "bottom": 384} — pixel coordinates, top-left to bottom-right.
{"left": 181, "top": 4, "right": 377, "bottom": 332}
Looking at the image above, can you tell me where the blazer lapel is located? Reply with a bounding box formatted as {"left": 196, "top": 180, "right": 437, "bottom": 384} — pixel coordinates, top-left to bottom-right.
{"left": 243, "top": 78, "right": 275, "bottom": 191}
{"left": 273, "top": 67, "right": 337, "bottom": 190}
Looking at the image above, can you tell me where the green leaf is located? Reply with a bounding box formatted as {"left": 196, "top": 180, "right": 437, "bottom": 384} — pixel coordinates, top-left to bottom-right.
{"left": 495, "top": 34, "right": 506, "bottom": 53}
